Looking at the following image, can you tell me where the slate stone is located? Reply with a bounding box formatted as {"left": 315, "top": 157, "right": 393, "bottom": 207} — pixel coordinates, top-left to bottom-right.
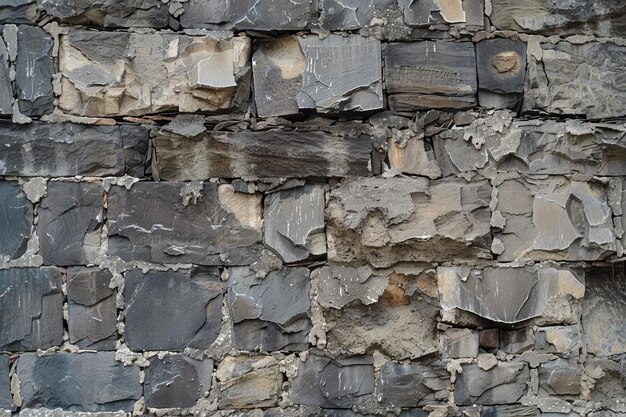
{"left": 481, "top": 405, "right": 540, "bottom": 417}
{"left": 0, "top": 1, "right": 37, "bottom": 24}
{"left": 215, "top": 356, "right": 281, "bottom": 409}
{"left": 388, "top": 135, "right": 441, "bottom": 178}
{"left": 16, "top": 352, "right": 141, "bottom": 412}
{"left": 0, "top": 181, "right": 32, "bottom": 260}
{"left": 398, "top": 0, "right": 484, "bottom": 27}
{"left": 500, "top": 328, "right": 534, "bottom": 354}
{"left": 315, "top": 264, "right": 389, "bottom": 309}
{"left": 535, "top": 325, "right": 581, "bottom": 354}
{"left": 377, "top": 361, "right": 450, "bottom": 407}
{"left": 0, "top": 122, "right": 149, "bottom": 177}
{"left": 144, "top": 355, "right": 213, "bottom": 409}
{"left": 37, "top": 181, "right": 104, "bottom": 266}
{"left": 0, "top": 356, "right": 14, "bottom": 411}
{"left": 476, "top": 39, "right": 526, "bottom": 110}
{"left": 264, "top": 184, "right": 325, "bottom": 263}
{"left": 123, "top": 268, "right": 223, "bottom": 351}
{"left": 0, "top": 36, "right": 11, "bottom": 115}
{"left": 0, "top": 267, "right": 63, "bottom": 351}
{"left": 290, "top": 354, "right": 375, "bottom": 408}
{"left": 538, "top": 359, "right": 582, "bottom": 396}
{"left": 320, "top": 0, "right": 377, "bottom": 30}
{"left": 153, "top": 129, "right": 373, "bottom": 180}
{"left": 441, "top": 328, "right": 479, "bottom": 358}
{"left": 15, "top": 25, "right": 54, "bottom": 117}
{"left": 385, "top": 41, "right": 477, "bottom": 112}
{"left": 107, "top": 182, "right": 262, "bottom": 265}
{"left": 228, "top": 266, "right": 311, "bottom": 352}
{"left": 455, "top": 362, "right": 529, "bottom": 405}
{"left": 479, "top": 329, "right": 500, "bottom": 349}
{"left": 67, "top": 267, "right": 117, "bottom": 350}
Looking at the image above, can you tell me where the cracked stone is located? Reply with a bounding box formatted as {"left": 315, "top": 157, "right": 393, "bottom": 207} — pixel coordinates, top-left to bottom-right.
{"left": 123, "top": 267, "right": 223, "bottom": 351}
{"left": 17, "top": 352, "right": 141, "bottom": 412}
{"left": 535, "top": 325, "right": 581, "bottom": 354}
{"left": 37, "top": 181, "right": 104, "bottom": 266}
{"left": 455, "top": 362, "right": 529, "bottom": 405}
{"left": 476, "top": 39, "right": 526, "bottom": 110}
{"left": 0, "top": 356, "right": 14, "bottom": 411}
{"left": 15, "top": 25, "right": 54, "bottom": 117}
{"left": 388, "top": 134, "right": 441, "bottom": 178}
{"left": 228, "top": 266, "right": 311, "bottom": 352}
{"left": 144, "top": 355, "right": 213, "bottom": 409}
{"left": 398, "top": 0, "right": 484, "bottom": 27}
{"left": 538, "top": 359, "right": 582, "bottom": 396}
{"left": 315, "top": 264, "right": 389, "bottom": 309}
{"left": 441, "top": 328, "right": 479, "bottom": 358}
{"left": 0, "top": 181, "right": 32, "bottom": 260}
{"left": 320, "top": 0, "right": 377, "bottom": 30}
{"left": 215, "top": 356, "right": 281, "bottom": 409}
{"left": 0, "top": 35, "right": 11, "bottom": 115}
{"left": 377, "top": 361, "right": 449, "bottom": 407}
{"left": 0, "top": 1, "right": 37, "bottom": 24}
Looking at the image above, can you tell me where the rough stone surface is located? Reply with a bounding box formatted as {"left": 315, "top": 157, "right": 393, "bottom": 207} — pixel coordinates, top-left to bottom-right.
{"left": 215, "top": 356, "right": 281, "bottom": 409}
{"left": 377, "top": 361, "right": 449, "bottom": 407}
{"left": 399, "top": 0, "right": 484, "bottom": 27}
{"left": 0, "top": 1, "right": 37, "bottom": 24}
{"left": 0, "top": 36, "right": 11, "bottom": 115}
{"left": 455, "top": 362, "right": 529, "bottom": 405}
{"left": 0, "top": 181, "right": 32, "bottom": 260}
{"left": 441, "top": 328, "right": 479, "bottom": 358}
{"left": 0, "top": 356, "right": 14, "bottom": 411}
{"left": 15, "top": 25, "right": 54, "bottom": 117}
{"left": 538, "top": 359, "right": 582, "bottom": 396}
{"left": 476, "top": 39, "right": 526, "bottom": 110}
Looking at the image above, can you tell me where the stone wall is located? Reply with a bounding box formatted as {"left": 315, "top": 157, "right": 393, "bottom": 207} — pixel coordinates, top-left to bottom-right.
{"left": 0, "top": 1, "right": 625, "bottom": 416}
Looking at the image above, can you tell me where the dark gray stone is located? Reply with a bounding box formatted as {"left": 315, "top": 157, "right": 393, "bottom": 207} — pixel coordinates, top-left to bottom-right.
{"left": 0, "top": 0, "right": 37, "bottom": 24}
{"left": 67, "top": 267, "right": 117, "bottom": 350}
{"left": 538, "top": 359, "right": 582, "bottom": 396}
{"left": 398, "top": 0, "right": 484, "bottom": 27}
{"left": 123, "top": 268, "right": 223, "bottom": 351}
{"left": 320, "top": 0, "right": 377, "bottom": 30}
{"left": 0, "top": 181, "right": 32, "bottom": 260}
{"left": 0, "top": 36, "right": 11, "bottom": 114}
{"left": 476, "top": 39, "right": 526, "bottom": 110}
{"left": 500, "top": 328, "right": 534, "bottom": 354}
{"left": 377, "top": 361, "right": 449, "bottom": 407}
{"left": 0, "top": 267, "right": 63, "bottom": 351}
{"left": 144, "top": 355, "right": 213, "bottom": 409}
{"left": 16, "top": 352, "right": 141, "bottom": 412}
{"left": 15, "top": 25, "right": 54, "bottom": 117}
{"left": 0, "top": 356, "right": 14, "bottom": 411}
{"left": 0, "top": 122, "right": 149, "bottom": 177}
{"left": 37, "top": 181, "right": 104, "bottom": 266}
{"left": 107, "top": 182, "right": 262, "bottom": 265}
{"left": 481, "top": 405, "right": 540, "bottom": 417}
{"left": 455, "top": 362, "right": 529, "bottom": 405}
{"left": 228, "top": 266, "right": 311, "bottom": 352}
{"left": 290, "top": 354, "right": 375, "bottom": 408}
{"left": 535, "top": 325, "right": 581, "bottom": 354}
{"left": 441, "top": 328, "right": 479, "bottom": 358}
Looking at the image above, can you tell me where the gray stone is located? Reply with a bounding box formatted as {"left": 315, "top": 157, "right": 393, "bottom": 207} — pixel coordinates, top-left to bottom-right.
{"left": 535, "top": 326, "right": 581, "bottom": 354}
{"left": 228, "top": 266, "right": 311, "bottom": 352}
{"left": 17, "top": 352, "right": 141, "bottom": 412}
{"left": 388, "top": 133, "right": 441, "bottom": 179}
{"left": 481, "top": 406, "right": 539, "bottom": 417}
{"left": 538, "top": 359, "right": 582, "bottom": 396}
{"left": 215, "top": 356, "right": 281, "bottom": 409}
{"left": 385, "top": 41, "right": 477, "bottom": 112}
{"left": 476, "top": 39, "right": 526, "bottom": 110}
{"left": 0, "top": 181, "right": 32, "bottom": 260}
{"left": 0, "top": 122, "right": 149, "bottom": 177}
{"left": 107, "top": 182, "right": 262, "bottom": 265}
{"left": 398, "top": 0, "right": 484, "bottom": 27}
{"left": 441, "top": 328, "right": 479, "bottom": 358}
{"left": 67, "top": 267, "right": 117, "bottom": 350}
{"left": 0, "top": 1, "right": 37, "bottom": 24}
{"left": 455, "top": 362, "right": 529, "bottom": 405}
{"left": 290, "top": 354, "right": 375, "bottom": 408}
{"left": 15, "top": 25, "right": 54, "bottom": 117}
{"left": 320, "top": 0, "right": 377, "bottom": 30}
{"left": 123, "top": 268, "right": 223, "bottom": 351}
{"left": 377, "top": 361, "right": 449, "bottom": 407}
{"left": 0, "top": 36, "right": 11, "bottom": 114}
{"left": 13, "top": 410, "right": 127, "bottom": 417}
{"left": 0, "top": 356, "right": 13, "bottom": 411}
{"left": 315, "top": 264, "right": 389, "bottom": 309}
{"left": 0, "top": 267, "right": 63, "bottom": 351}
{"left": 264, "top": 184, "right": 325, "bottom": 263}
{"left": 500, "top": 328, "right": 534, "bottom": 354}
{"left": 37, "top": 181, "right": 104, "bottom": 266}
{"left": 144, "top": 355, "right": 213, "bottom": 409}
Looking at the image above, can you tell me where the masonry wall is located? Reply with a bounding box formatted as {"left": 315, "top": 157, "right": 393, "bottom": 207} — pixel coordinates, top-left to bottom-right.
{"left": 0, "top": 1, "right": 626, "bottom": 417}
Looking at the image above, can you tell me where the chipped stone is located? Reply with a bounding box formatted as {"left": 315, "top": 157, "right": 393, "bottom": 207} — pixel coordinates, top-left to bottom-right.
{"left": 15, "top": 25, "right": 54, "bottom": 117}
{"left": 215, "top": 356, "right": 281, "bottom": 409}
{"left": 455, "top": 362, "right": 529, "bottom": 405}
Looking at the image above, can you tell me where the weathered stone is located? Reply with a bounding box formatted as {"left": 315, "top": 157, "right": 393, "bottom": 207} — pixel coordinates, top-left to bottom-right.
{"left": 0, "top": 1, "right": 37, "bottom": 24}
{"left": 107, "top": 183, "right": 262, "bottom": 265}
{"left": 7, "top": 410, "right": 130, "bottom": 417}
{"left": 535, "top": 326, "right": 581, "bottom": 354}
{"left": 455, "top": 362, "right": 529, "bottom": 405}
{"left": 480, "top": 329, "right": 500, "bottom": 349}
{"left": 0, "top": 181, "right": 32, "bottom": 260}
{"left": 0, "top": 36, "right": 11, "bottom": 115}
{"left": 228, "top": 266, "right": 311, "bottom": 352}
{"left": 476, "top": 39, "right": 526, "bottom": 110}
{"left": 0, "top": 267, "right": 62, "bottom": 351}
{"left": 327, "top": 177, "right": 492, "bottom": 267}
{"left": 144, "top": 355, "right": 213, "bottom": 409}
{"left": 0, "top": 122, "right": 149, "bottom": 177}
{"left": 123, "top": 268, "right": 223, "bottom": 351}
{"left": 480, "top": 405, "right": 539, "bottom": 417}
{"left": 67, "top": 267, "right": 117, "bottom": 350}
{"left": 58, "top": 29, "right": 251, "bottom": 116}
{"left": 315, "top": 264, "right": 389, "bottom": 309}
{"left": 441, "top": 328, "right": 479, "bottom": 358}
{"left": 215, "top": 356, "right": 281, "bottom": 409}
{"left": 538, "top": 359, "right": 582, "bottom": 396}
{"left": 388, "top": 134, "right": 441, "bottom": 178}
{"left": 0, "top": 356, "right": 13, "bottom": 411}
{"left": 15, "top": 25, "right": 54, "bottom": 116}
{"left": 37, "top": 181, "right": 104, "bottom": 266}
{"left": 264, "top": 184, "right": 325, "bottom": 263}
{"left": 525, "top": 41, "right": 626, "bottom": 119}
{"left": 385, "top": 41, "right": 477, "bottom": 112}
{"left": 153, "top": 128, "right": 373, "bottom": 180}
{"left": 398, "top": 0, "right": 484, "bottom": 27}
{"left": 17, "top": 352, "right": 141, "bottom": 412}
{"left": 438, "top": 264, "right": 584, "bottom": 324}
{"left": 377, "top": 361, "right": 449, "bottom": 407}
{"left": 500, "top": 328, "right": 534, "bottom": 354}
{"left": 290, "top": 354, "right": 375, "bottom": 408}
{"left": 320, "top": 0, "right": 377, "bottom": 31}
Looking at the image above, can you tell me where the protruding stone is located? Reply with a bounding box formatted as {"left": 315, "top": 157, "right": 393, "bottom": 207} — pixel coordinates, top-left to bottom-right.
{"left": 441, "top": 328, "right": 479, "bottom": 358}
{"left": 476, "top": 39, "right": 526, "bottom": 110}
{"left": 377, "top": 361, "right": 449, "bottom": 407}
{"left": 215, "top": 356, "right": 281, "bottom": 409}
{"left": 538, "top": 359, "right": 582, "bottom": 396}
{"left": 0, "top": 181, "right": 32, "bottom": 260}
{"left": 15, "top": 25, "right": 54, "bottom": 117}
{"left": 455, "top": 362, "right": 529, "bottom": 405}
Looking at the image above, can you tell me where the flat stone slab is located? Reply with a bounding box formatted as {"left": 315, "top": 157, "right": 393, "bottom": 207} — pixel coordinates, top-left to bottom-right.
{"left": 15, "top": 25, "right": 54, "bottom": 117}
{"left": 455, "top": 362, "right": 529, "bottom": 405}
{"left": 0, "top": 181, "right": 32, "bottom": 260}
{"left": 377, "top": 361, "right": 449, "bottom": 407}
{"left": 476, "top": 39, "right": 526, "bottom": 110}
{"left": 215, "top": 356, "right": 281, "bottom": 409}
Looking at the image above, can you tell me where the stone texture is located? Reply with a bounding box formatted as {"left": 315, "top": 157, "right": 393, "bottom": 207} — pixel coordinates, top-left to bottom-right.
{"left": 0, "top": 36, "right": 11, "bottom": 115}
{"left": 37, "top": 181, "right": 104, "bottom": 266}
{"left": 388, "top": 132, "right": 441, "bottom": 179}
{"left": 538, "top": 359, "right": 582, "bottom": 396}
{"left": 215, "top": 356, "right": 281, "bottom": 409}
{"left": 385, "top": 41, "right": 477, "bottom": 112}
{"left": 107, "top": 182, "right": 262, "bottom": 265}
{"left": 326, "top": 177, "right": 492, "bottom": 267}
{"left": 0, "top": 267, "right": 63, "bottom": 351}
{"left": 264, "top": 184, "right": 325, "bottom": 263}
{"left": 476, "top": 39, "right": 526, "bottom": 110}
{"left": 58, "top": 29, "right": 251, "bottom": 116}
{"left": 377, "top": 361, "right": 449, "bottom": 407}
{"left": 0, "top": 122, "right": 149, "bottom": 177}
{"left": 290, "top": 354, "right": 375, "bottom": 408}
{"left": 535, "top": 325, "right": 581, "bottom": 354}
{"left": 0, "top": 356, "right": 14, "bottom": 411}
{"left": 67, "top": 267, "right": 117, "bottom": 350}
{"left": 500, "top": 328, "right": 534, "bottom": 354}
{"left": 16, "top": 352, "right": 141, "bottom": 412}
{"left": 480, "top": 406, "right": 540, "bottom": 417}
{"left": 455, "top": 362, "right": 529, "bottom": 405}
{"left": 15, "top": 25, "right": 54, "bottom": 117}
{"left": 0, "top": 1, "right": 37, "bottom": 24}
{"left": 144, "top": 355, "right": 213, "bottom": 409}
{"left": 0, "top": 181, "right": 32, "bottom": 260}
{"left": 228, "top": 266, "right": 311, "bottom": 352}
{"left": 123, "top": 268, "right": 223, "bottom": 351}
{"left": 398, "top": 0, "right": 484, "bottom": 27}
{"left": 441, "top": 328, "right": 479, "bottom": 358}
{"left": 315, "top": 264, "right": 389, "bottom": 309}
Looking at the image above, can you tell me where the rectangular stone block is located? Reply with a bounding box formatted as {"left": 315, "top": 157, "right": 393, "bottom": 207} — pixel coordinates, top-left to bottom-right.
{"left": 0, "top": 181, "right": 32, "bottom": 260}
{"left": 0, "top": 267, "right": 63, "bottom": 351}
{"left": 0, "top": 356, "right": 13, "bottom": 411}
{"left": 215, "top": 356, "right": 281, "bottom": 409}
{"left": 16, "top": 25, "right": 54, "bottom": 117}
{"left": 58, "top": 29, "right": 251, "bottom": 117}
{"left": 385, "top": 41, "right": 477, "bottom": 112}
{"left": 0, "top": 36, "right": 11, "bottom": 115}
{"left": 0, "top": 122, "right": 149, "bottom": 177}
{"left": 455, "top": 362, "right": 529, "bottom": 405}
{"left": 107, "top": 182, "right": 262, "bottom": 265}
{"left": 153, "top": 129, "right": 373, "bottom": 180}
{"left": 377, "top": 361, "right": 449, "bottom": 407}
{"left": 476, "top": 39, "right": 526, "bottom": 110}
{"left": 398, "top": 0, "right": 484, "bottom": 27}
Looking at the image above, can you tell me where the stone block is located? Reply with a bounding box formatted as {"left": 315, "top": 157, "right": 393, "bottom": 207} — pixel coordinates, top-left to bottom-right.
{"left": 479, "top": 329, "right": 500, "bottom": 349}
{"left": 0, "top": 356, "right": 13, "bottom": 411}
{"left": 476, "top": 39, "right": 526, "bottom": 110}
{"left": 215, "top": 356, "right": 281, "bottom": 409}
{"left": 535, "top": 326, "right": 581, "bottom": 354}
{"left": 398, "top": 0, "right": 484, "bottom": 27}
{"left": 15, "top": 25, "right": 54, "bottom": 116}
{"left": 377, "top": 361, "right": 450, "bottom": 407}
{"left": 0, "top": 1, "right": 37, "bottom": 24}
{"left": 500, "top": 328, "right": 534, "bottom": 354}
{"left": 0, "top": 36, "right": 11, "bottom": 115}
{"left": 455, "top": 362, "right": 529, "bottom": 405}
{"left": 441, "top": 328, "right": 479, "bottom": 358}
{"left": 0, "top": 181, "right": 32, "bottom": 260}
{"left": 538, "top": 359, "right": 582, "bottom": 396}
